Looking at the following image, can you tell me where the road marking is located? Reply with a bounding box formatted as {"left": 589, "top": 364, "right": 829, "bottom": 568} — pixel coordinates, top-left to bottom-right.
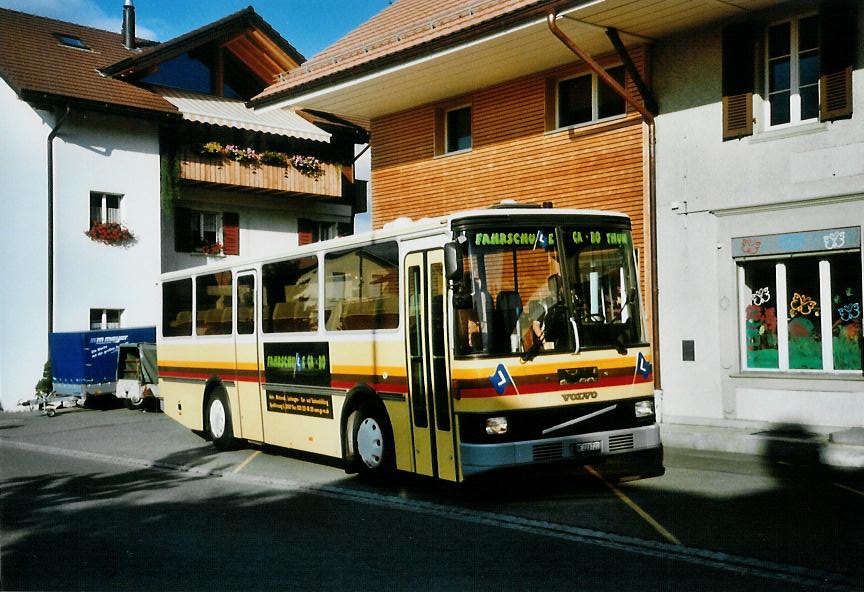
{"left": 0, "top": 437, "right": 856, "bottom": 591}
{"left": 232, "top": 450, "right": 261, "bottom": 474}
{"left": 833, "top": 482, "right": 864, "bottom": 497}
{"left": 585, "top": 465, "right": 682, "bottom": 545}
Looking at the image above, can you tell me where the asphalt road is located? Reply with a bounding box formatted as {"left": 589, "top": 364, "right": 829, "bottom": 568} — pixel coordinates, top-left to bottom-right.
{"left": 1, "top": 405, "right": 862, "bottom": 591}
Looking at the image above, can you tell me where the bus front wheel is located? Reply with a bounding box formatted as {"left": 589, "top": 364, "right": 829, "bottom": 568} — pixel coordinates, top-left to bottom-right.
{"left": 348, "top": 404, "right": 394, "bottom": 477}
{"left": 206, "top": 390, "right": 235, "bottom": 450}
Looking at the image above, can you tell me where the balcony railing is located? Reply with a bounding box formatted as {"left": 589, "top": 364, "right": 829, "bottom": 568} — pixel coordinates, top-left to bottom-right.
{"left": 177, "top": 150, "right": 342, "bottom": 198}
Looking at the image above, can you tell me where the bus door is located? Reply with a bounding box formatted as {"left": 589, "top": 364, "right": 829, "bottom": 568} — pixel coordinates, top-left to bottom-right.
{"left": 404, "top": 250, "right": 457, "bottom": 481}
{"left": 235, "top": 271, "right": 263, "bottom": 442}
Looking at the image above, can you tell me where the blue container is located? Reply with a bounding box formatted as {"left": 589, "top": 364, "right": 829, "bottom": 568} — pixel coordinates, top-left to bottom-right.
{"left": 50, "top": 327, "right": 156, "bottom": 396}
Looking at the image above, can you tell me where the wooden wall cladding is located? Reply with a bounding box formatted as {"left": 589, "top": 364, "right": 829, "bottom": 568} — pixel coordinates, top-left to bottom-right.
{"left": 369, "top": 48, "right": 649, "bottom": 254}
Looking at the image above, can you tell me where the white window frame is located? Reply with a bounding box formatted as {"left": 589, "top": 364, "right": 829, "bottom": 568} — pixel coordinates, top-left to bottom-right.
{"left": 90, "top": 192, "right": 123, "bottom": 225}
{"left": 193, "top": 211, "right": 223, "bottom": 246}
{"left": 763, "top": 13, "right": 820, "bottom": 129}
{"left": 556, "top": 64, "right": 626, "bottom": 130}
{"left": 90, "top": 308, "right": 123, "bottom": 330}
{"left": 444, "top": 105, "right": 472, "bottom": 154}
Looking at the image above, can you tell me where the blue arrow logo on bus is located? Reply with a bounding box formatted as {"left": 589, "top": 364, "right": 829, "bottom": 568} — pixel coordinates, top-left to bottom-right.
{"left": 636, "top": 352, "right": 652, "bottom": 379}
{"left": 490, "top": 363, "right": 514, "bottom": 395}
{"left": 535, "top": 231, "right": 548, "bottom": 248}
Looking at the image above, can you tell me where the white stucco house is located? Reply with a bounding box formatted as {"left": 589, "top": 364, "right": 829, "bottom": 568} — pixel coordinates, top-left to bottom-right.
{"left": 0, "top": 5, "right": 368, "bottom": 411}
{"left": 653, "top": 0, "right": 863, "bottom": 433}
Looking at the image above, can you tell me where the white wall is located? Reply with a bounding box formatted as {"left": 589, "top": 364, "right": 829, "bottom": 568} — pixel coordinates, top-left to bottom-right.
{"left": 0, "top": 80, "right": 50, "bottom": 410}
{"left": 52, "top": 113, "right": 161, "bottom": 332}
{"left": 653, "top": 13, "right": 864, "bottom": 428}
{"left": 0, "top": 95, "right": 162, "bottom": 412}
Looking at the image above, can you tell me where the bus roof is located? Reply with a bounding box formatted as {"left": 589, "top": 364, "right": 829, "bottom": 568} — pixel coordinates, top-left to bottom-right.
{"left": 160, "top": 206, "right": 631, "bottom": 280}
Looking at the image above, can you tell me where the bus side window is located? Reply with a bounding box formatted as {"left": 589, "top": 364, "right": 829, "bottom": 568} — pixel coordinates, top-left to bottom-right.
{"left": 325, "top": 241, "right": 399, "bottom": 331}
{"left": 262, "top": 256, "right": 319, "bottom": 334}
{"left": 162, "top": 278, "right": 192, "bottom": 337}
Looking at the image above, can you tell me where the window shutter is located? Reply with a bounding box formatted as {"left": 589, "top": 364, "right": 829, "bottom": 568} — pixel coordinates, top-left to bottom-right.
{"left": 820, "top": 0, "right": 855, "bottom": 121}
{"left": 721, "top": 23, "right": 755, "bottom": 140}
{"left": 174, "top": 207, "right": 193, "bottom": 253}
{"left": 222, "top": 212, "right": 239, "bottom": 256}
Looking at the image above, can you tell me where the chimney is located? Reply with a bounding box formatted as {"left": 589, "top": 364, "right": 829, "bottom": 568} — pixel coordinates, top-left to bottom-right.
{"left": 121, "top": 0, "right": 136, "bottom": 50}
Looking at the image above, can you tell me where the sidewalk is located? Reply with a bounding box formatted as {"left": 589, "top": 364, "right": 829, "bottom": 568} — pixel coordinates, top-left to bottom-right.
{"left": 660, "top": 420, "right": 864, "bottom": 470}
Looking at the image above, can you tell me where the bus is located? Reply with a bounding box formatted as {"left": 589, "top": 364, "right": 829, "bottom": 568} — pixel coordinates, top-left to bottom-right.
{"left": 157, "top": 204, "right": 664, "bottom": 482}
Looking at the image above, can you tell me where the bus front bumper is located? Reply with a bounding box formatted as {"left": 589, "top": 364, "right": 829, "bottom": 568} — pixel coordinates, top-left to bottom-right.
{"left": 460, "top": 424, "right": 663, "bottom": 478}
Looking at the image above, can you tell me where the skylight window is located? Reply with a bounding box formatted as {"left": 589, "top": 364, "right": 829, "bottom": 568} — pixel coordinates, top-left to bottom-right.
{"left": 54, "top": 33, "right": 90, "bottom": 50}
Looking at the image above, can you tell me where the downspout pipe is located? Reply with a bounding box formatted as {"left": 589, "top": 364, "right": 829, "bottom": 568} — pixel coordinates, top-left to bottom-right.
{"left": 547, "top": 12, "right": 662, "bottom": 391}
{"left": 47, "top": 106, "right": 70, "bottom": 338}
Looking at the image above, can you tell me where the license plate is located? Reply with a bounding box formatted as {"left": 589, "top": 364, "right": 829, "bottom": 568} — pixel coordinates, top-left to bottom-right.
{"left": 574, "top": 441, "right": 601, "bottom": 453}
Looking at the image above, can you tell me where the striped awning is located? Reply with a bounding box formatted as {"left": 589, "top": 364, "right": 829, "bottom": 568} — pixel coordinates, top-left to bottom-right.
{"left": 160, "top": 89, "right": 331, "bottom": 143}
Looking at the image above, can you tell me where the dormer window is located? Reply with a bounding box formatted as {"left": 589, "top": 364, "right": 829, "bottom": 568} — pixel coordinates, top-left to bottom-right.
{"left": 54, "top": 33, "right": 90, "bottom": 51}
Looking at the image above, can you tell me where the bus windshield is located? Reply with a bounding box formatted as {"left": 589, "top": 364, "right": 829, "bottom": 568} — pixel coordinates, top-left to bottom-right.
{"left": 453, "top": 223, "right": 644, "bottom": 357}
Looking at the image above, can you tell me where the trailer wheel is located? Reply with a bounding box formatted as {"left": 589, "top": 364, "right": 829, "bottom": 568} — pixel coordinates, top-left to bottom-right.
{"left": 205, "top": 389, "right": 235, "bottom": 450}
{"left": 124, "top": 395, "right": 145, "bottom": 410}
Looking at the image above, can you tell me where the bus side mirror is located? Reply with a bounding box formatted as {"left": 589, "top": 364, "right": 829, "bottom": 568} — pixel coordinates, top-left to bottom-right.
{"left": 444, "top": 242, "right": 463, "bottom": 282}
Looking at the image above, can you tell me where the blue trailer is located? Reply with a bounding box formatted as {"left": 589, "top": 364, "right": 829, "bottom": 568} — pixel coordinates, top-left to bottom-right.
{"left": 50, "top": 327, "right": 157, "bottom": 401}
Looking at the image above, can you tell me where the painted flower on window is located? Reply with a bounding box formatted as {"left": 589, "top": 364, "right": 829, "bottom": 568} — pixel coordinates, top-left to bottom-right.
{"left": 85, "top": 222, "right": 135, "bottom": 246}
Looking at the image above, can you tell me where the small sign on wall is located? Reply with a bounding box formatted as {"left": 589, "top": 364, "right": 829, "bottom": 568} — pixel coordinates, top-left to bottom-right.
{"left": 682, "top": 340, "right": 695, "bottom": 362}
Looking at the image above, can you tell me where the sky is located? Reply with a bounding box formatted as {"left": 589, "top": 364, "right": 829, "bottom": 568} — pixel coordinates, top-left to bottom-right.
{"left": 0, "top": 0, "right": 394, "bottom": 58}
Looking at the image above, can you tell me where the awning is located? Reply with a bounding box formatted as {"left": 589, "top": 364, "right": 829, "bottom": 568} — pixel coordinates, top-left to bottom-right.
{"left": 160, "top": 89, "right": 330, "bottom": 142}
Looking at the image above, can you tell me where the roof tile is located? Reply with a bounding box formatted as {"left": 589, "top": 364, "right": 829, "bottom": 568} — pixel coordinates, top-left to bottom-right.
{"left": 0, "top": 8, "right": 177, "bottom": 115}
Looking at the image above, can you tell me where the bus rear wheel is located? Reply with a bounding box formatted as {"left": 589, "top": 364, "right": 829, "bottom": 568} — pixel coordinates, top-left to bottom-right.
{"left": 349, "top": 404, "right": 394, "bottom": 477}
{"left": 206, "top": 390, "right": 235, "bottom": 450}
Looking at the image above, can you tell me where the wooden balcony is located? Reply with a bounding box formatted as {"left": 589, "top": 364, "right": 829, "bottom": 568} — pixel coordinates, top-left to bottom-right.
{"left": 177, "top": 150, "right": 343, "bottom": 198}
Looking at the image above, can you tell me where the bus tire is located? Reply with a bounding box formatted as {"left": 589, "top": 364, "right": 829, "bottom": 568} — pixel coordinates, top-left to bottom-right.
{"left": 205, "top": 389, "right": 235, "bottom": 451}
{"left": 349, "top": 403, "right": 394, "bottom": 478}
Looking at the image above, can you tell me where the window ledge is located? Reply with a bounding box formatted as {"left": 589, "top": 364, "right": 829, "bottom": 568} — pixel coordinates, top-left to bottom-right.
{"left": 435, "top": 147, "right": 472, "bottom": 159}
{"left": 546, "top": 115, "right": 637, "bottom": 139}
{"left": 731, "top": 371, "right": 863, "bottom": 382}
{"left": 749, "top": 121, "right": 828, "bottom": 144}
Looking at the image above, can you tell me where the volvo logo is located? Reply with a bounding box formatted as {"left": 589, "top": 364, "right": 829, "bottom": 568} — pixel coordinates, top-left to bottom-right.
{"left": 562, "top": 391, "right": 598, "bottom": 401}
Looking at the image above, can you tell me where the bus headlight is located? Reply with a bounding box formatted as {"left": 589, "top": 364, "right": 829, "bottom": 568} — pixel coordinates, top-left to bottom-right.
{"left": 634, "top": 400, "right": 655, "bottom": 419}
{"left": 485, "top": 416, "right": 508, "bottom": 435}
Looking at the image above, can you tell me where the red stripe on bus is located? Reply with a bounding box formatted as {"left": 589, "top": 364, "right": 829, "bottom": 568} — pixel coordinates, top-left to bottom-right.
{"left": 458, "top": 373, "right": 652, "bottom": 398}
{"left": 159, "top": 369, "right": 261, "bottom": 383}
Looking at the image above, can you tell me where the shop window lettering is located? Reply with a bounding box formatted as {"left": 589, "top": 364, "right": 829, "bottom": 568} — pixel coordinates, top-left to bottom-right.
{"left": 823, "top": 231, "right": 845, "bottom": 250}
{"left": 751, "top": 287, "right": 771, "bottom": 306}
{"left": 742, "top": 238, "right": 762, "bottom": 255}
{"left": 789, "top": 293, "right": 819, "bottom": 317}
{"left": 837, "top": 302, "right": 860, "bottom": 322}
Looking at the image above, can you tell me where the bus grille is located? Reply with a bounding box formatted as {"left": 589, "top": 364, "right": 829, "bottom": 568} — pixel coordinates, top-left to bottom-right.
{"left": 609, "top": 433, "right": 635, "bottom": 452}
{"left": 533, "top": 442, "right": 564, "bottom": 462}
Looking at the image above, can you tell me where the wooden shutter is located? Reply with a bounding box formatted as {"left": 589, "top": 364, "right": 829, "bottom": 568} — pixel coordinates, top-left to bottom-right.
{"left": 222, "top": 212, "right": 239, "bottom": 256}
{"left": 174, "top": 207, "right": 193, "bottom": 253}
{"left": 820, "top": 0, "right": 855, "bottom": 121}
{"left": 297, "top": 219, "right": 313, "bottom": 246}
{"left": 721, "top": 24, "right": 755, "bottom": 140}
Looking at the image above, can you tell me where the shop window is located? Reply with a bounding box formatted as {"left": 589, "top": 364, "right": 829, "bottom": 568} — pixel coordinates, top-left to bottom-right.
{"left": 90, "top": 308, "right": 122, "bottom": 330}
{"left": 555, "top": 65, "right": 626, "bottom": 129}
{"left": 90, "top": 192, "right": 122, "bottom": 225}
{"left": 736, "top": 228, "right": 862, "bottom": 374}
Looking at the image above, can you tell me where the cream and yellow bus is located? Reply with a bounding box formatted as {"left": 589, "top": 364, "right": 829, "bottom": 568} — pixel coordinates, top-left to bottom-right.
{"left": 158, "top": 204, "right": 663, "bottom": 482}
